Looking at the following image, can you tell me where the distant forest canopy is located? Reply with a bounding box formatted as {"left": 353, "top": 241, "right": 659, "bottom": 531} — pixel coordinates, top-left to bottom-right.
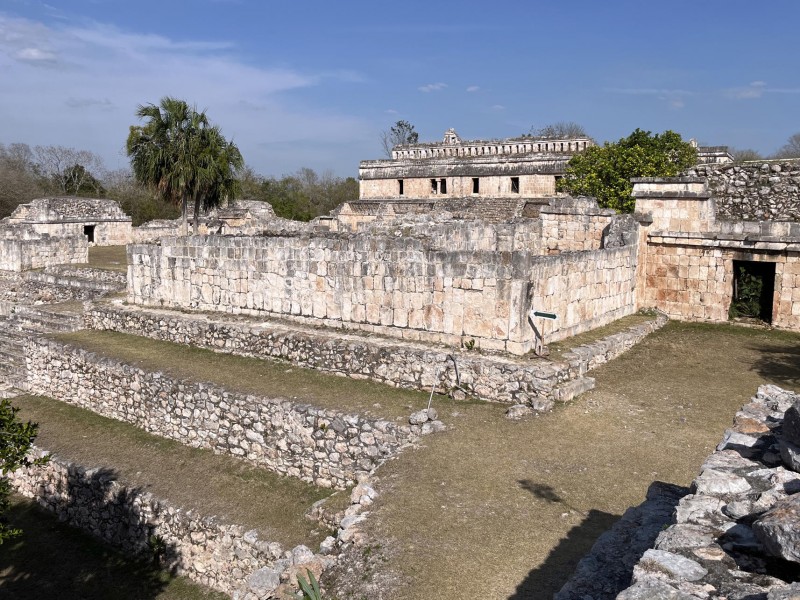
{"left": 0, "top": 142, "right": 358, "bottom": 226}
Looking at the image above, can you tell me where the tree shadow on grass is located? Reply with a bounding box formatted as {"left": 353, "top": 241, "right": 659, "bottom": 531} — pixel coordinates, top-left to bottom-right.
{"left": 0, "top": 464, "right": 203, "bottom": 600}
{"left": 747, "top": 342, "right": 800, "bottom": 390}
{"left": 508, "top": 481, "right": 687, "bottom": 600}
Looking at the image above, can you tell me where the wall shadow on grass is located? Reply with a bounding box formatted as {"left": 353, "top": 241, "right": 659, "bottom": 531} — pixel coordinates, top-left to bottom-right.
{"left": 0, "top": 497, "right": 170, "bottom": 599}
{"left": 507, "top": 504, "right": 618, "bottom": 600}
{"left": 748, "top": 342, "right": 800, "bottom": 390}
{"left": 509, "top": 480, "right": 688, "bottom": 600}
{"left": 0, "top": 463, "right": 213, "bottom": 600}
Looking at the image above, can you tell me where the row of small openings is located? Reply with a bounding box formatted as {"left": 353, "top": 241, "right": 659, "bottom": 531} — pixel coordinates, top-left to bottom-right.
{"left": 396, "top": 177, "right": 520, "bottom": 195}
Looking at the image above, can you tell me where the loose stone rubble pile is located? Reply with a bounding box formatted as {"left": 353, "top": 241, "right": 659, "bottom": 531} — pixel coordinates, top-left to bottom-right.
{"left": 617, "top": 385, "right": 800, "bottom": 599}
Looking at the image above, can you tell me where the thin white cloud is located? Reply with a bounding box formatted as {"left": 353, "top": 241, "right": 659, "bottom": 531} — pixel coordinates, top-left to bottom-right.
{"left": 723, "top": 81, "right": 800, "bottom": 100}
{"left": 13, "top": 47, "right": 57, "bottom": 63}
{"left": 606, "top": 87, "right": 693, "bottom": 96}
{"left": 0, "top": 12, "right": 369, "bottom": 174}
{"left": 490, "top": 104, "right": 505, "bottom": 111}
{"left": 385, "top": 109, "right": 399, "bottom": 114}
{"left": 418, "top": 82, "right": 447, "bottom": 92}
{"left": 466, "top": 85, "right": 480, "bottom": 92}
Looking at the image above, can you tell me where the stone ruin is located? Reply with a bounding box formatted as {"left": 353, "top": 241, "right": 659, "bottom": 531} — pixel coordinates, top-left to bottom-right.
{"left": 0, "top": 157, "right": 799, "bottom": 598}
{"left": 0, "top": 196, "right": 131, "bottom": 271}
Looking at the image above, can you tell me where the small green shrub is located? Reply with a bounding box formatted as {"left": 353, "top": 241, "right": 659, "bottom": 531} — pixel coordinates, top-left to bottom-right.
{"left": 297, "top": 569, "right": 323, "bottom": 600}
{"left": 730, "top": 267, "right": 763, "bottom": 319}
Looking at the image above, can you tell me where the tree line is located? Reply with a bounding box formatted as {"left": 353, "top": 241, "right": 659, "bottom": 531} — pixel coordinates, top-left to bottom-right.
{"left": 0, "top": 145, "right": 356, "bottom": 226}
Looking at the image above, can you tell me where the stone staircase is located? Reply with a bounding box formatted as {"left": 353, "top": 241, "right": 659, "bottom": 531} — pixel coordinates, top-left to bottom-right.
{"left": 0, "top": 303, "right": 86, "bottom": 395}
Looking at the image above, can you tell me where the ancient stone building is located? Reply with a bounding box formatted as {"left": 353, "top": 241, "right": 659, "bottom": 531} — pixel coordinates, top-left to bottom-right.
{"left": 358, "top": 128, "right": 594, "bottom": 200}
{"left": 3, "top": 197, "right": 132, "bottom": 246}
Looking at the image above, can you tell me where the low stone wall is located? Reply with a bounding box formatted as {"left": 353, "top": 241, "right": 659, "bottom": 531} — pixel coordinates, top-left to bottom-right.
{"left": 0, "top": 231, "right": 88, "bottom": 272}
{"left": 85, "top": 303, "right": 666, "bottom": 410}
{"left": 617, "top": 385, "right": 800, "bottom": 599}
{"left": 8, "top": 448, "right": 331, "bottom": 598}
{"left": 24, "top": 337, "right": 427, "bottom": 489}
{"left": 694, "top": 160, "right": 800, "bottom": 221}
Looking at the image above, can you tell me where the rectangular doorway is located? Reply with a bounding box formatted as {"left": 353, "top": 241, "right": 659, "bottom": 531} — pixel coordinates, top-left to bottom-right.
{"left": 731, "top": 260, "right": 775, "bottom": 322}
{"left": 83, "top": 224, "right": 96, "bottom": 244}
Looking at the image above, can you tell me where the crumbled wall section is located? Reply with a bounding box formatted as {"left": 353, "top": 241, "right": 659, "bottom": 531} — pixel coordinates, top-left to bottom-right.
{"left": 616, "top": 385, "right": 800, "bottom": 598}
{"left": 127, "top": 229, "right": 638, "bottom": 354}
{"left": 24, "top": 338, "right": 424, "bottom": 490}
{"left": 692, "top": 160, "right": 800, "bottom": 221}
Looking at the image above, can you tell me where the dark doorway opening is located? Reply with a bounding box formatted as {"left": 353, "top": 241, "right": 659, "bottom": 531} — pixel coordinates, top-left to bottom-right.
{"left": 83, "top": 225, "right": 96, "bottom": 244}
{"left": 472, "top": 177, "right": 480, "bottom": 194}
{"left": 398, "top": 179, "right": 404, "bottom": 196}
{"left": 731, "top": 260, "right": 775, "bottom": 323}
{"left": 511, "top": 177, "right": 520, "bottom": 193}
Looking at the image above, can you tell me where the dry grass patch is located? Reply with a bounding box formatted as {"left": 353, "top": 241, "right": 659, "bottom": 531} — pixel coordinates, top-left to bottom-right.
{"left": 54, "top": 330, "right": 447, "bottom": 420}
{"left": 332, "top": 322, "right": 800, "bottom": 600}
{"left": 81, "top": 245, "right": 128, "bottom": 272}
{"left": 13, "top": 394, "right": 332, "bottom": 549}
{"left": 547, "top": 311, "right": 659, "bottom": 360}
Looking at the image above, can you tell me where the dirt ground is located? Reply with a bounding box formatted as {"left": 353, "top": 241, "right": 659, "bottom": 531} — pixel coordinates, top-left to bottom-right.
{"left": 326, "top": 322, "right": 800, "bottom": 599}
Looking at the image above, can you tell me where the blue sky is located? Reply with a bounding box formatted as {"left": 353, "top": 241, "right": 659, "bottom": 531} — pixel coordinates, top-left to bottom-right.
{"left": 1, "top": 0, "right": 798, "bottom": 177}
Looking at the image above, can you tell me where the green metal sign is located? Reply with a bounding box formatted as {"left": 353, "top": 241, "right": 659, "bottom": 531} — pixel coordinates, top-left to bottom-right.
{"left": 532, "top": 310, "right": 557, "bottom": 320}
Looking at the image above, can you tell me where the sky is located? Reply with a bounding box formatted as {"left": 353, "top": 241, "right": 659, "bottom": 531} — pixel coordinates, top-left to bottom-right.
{"left": 1, "top": 0, "right": 799, "bottom": 178}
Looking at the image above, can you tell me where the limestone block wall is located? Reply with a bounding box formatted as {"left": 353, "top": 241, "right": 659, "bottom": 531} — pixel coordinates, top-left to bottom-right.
{"left": 634, "top": 178, "right": 800, "bottom": 330}
{"left": 25, "top": 338, "right": 423, "bottom": 489}
{"left": 8, "top": 449, "right": 314, "bottom": 596}
{"left": 0, "top": 232, "right": 88, "bottom": 271}
{"left": 528, "top": 244, "right": 639, "bottom": 341}
{"left": 693, "top": 160, "right": 800, "bottom": 221}
{"left": 539, "top": 199, "right": 617, "bottom": 253}
{"left": 127, "top": 232, "right": 638, "bottom": 354}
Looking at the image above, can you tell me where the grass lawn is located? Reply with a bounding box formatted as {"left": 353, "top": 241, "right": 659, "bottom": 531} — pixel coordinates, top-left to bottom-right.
{"left": 81, "top": 245, "right": 128, "bottom": 272}
{"left": 0, "top": 494, "right": 227, "bottom": 600}
{"left": 332, "top": 321, "right": 800, "bottom": 599}
{"left": 55, "top": 330, "right": 449, "bottom": 420}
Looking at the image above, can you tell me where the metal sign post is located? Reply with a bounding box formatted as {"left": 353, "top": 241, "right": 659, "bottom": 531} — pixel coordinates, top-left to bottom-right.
{"left": 529, "top": 308, "right": 557, "bottom": 356}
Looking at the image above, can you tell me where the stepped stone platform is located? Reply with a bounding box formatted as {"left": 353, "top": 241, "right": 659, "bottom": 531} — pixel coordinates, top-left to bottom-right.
{"left": 87, "top": 300, "right": 668, "bottom": 411}
{"left": 5, "top": 394, "right": 337, "bottom": 598}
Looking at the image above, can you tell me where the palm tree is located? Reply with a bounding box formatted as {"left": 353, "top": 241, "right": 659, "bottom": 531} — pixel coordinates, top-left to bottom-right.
{"left": 126, "top": 97, "right": 244, "bottom": 234}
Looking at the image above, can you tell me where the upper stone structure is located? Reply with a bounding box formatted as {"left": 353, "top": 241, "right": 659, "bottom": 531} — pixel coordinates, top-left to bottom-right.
{"left": 3, "top": 197, "right": 132, "bottom": 246}
{"left": 359, "top": 128, "right": 595, "bottom": 200}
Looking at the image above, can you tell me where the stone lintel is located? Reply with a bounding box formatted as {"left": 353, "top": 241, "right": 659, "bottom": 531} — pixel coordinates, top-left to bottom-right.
{"left": 631, "top": 191, "right": 712, "bottom": 199}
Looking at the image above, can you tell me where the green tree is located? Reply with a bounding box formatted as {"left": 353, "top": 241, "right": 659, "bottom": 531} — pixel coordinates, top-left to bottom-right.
{"left": 0, "top": 399, "right": 47, "bottom": 543}
{"left": 380, "top": 120, "right": 419, "bottom": 156}
{"left": 559, "top": 129, "right": 697, "bottom": 212}
{"left": 126, "top": 97, "right": 244, "bottom": 234}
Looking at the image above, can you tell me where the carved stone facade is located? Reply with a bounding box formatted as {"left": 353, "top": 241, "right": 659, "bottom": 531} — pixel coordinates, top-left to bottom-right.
{"left": 634, "top": 174, "right": 800, "bottom": 330}
{"left": 359, "top": 128, "right": 594, "bottom": 201}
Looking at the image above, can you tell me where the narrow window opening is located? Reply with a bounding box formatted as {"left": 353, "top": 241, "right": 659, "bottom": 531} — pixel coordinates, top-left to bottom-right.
{"left": 440, "top": 179, "right": 447, "bottom": 194}
{"left": 83, "top": 224, "right": 96, "bottom": 243}
{"left": 511, "top": 177, "right": 520, "bottom": 193}
{"left": 731, "top": 260, "right": 775, "bottom": 323}
{"left": 398, "top": 179, "right": 404, "bottom": 196}
{"left": 430, "top": 178, "right": 438, "bottom": 194}
{"left": 472, "top": 177, "right": 480, "bottom": 194}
